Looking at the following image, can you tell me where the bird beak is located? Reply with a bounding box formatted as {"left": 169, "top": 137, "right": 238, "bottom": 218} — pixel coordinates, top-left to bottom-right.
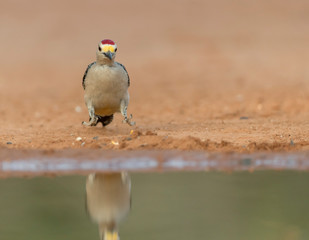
{"left": 103, "top": 51, "right": 114, "bottom": 60}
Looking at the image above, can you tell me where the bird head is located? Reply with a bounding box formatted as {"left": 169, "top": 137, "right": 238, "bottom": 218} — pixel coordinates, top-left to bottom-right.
{"left": 97, "top": 39, "right": 117, "bottom": 63}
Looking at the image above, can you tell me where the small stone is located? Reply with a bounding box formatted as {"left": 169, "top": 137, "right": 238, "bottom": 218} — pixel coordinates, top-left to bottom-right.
{"left": 6, "top": 142, "right": 12, "bottom": 145}
{"left": 130, "top": 130, "right": 142, "bottom": 138}
{"left": 75, "top": 106, "right": 82, "bottom": 113}
{"left": 240, "top": 116, "right": 249, "bottom": 120}
{"left": 76, "top": 137, "right": 82, "bottom": 141}
{"left": 126, "top": 137, "right": 132, "bottom": 141}
{"left": 290, "top": 139, "right": 294, "bottom": 146}
{"left": 93, "top": 136, "right": 99, "bottom": 140}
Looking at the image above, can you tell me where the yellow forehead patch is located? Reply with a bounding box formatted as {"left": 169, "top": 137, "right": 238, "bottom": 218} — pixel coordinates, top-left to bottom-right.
{"left": 102, "top": 45, "right": 115, "bottom": 53}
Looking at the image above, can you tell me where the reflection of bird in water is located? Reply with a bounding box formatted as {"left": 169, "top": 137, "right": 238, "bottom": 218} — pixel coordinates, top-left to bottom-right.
{"left": 86, "top": 172, "right": 131, "bottom": 240}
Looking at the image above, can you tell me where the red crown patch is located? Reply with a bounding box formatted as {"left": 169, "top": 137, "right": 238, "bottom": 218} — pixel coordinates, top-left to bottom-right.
{"left": 101, "top": 39, "right": 115, "bottom": 45}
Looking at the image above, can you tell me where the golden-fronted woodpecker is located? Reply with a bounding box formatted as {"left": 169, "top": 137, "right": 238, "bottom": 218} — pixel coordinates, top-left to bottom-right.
{"left": 82, "top": 39, "right": 135, "bottom": 127}
{"left": 86, "top": 172, "right": 131, "bottom": 240}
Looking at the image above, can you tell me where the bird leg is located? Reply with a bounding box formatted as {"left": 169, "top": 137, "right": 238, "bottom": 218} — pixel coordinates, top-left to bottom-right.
{"left": 120, "top": 104, "right": 135, "bottom": 126}
{"left": 82, "top": 106, "right": 98, "bottom": 126}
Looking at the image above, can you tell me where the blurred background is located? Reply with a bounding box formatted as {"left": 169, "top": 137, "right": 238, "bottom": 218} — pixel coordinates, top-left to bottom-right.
{"left": 0, "top": 0, "right": 308, "bottom": 124}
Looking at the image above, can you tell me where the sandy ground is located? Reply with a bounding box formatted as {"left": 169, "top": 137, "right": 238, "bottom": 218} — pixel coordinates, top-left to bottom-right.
{"left": 0, "top": 0, "right": 308, "bottom": 153}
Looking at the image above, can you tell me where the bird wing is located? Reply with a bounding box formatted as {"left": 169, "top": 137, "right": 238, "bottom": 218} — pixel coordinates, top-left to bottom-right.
{"left": 116, "top": 62, "right": 130, "bottom": 87}
{"left": 82, "top": 62, "right": 96, "bottom": 89}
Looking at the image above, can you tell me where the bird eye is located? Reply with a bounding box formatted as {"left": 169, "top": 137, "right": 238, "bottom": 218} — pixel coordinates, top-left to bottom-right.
{"left": 115, "top": 48, "right": 117, "bottom": 52}
{"left": 98, "top": 46, "right": 102, "bottom": 51}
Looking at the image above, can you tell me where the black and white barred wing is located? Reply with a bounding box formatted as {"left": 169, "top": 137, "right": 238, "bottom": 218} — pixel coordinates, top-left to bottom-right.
{"left": 82, "top": 62, "right": 96, "bottom": 90}
{"left": 116, "top": 62, "right": 130, "bottom": 87}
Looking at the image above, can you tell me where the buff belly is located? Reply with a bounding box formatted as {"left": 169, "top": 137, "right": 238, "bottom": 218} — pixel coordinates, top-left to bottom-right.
{"left": 94, "top": 106, "right": 120, "bottom": 116}
{"left": 84, "top": 63, "right": 129, "bottom": 116}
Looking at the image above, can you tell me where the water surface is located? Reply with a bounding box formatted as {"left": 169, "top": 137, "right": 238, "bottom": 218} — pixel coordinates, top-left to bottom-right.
{"left": 0, "top": 171, "right": 309, "bottom": 240}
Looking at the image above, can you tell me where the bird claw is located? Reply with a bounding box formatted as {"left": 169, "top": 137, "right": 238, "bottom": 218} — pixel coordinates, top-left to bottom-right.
{"left": 123, "top": 114, "right": 135, "bottom": 126}
{"left": 82, "top": 117, "right": 98, "bottom": 126}
{"left": 82, "top": 121, "right": 94, "bottom": 126}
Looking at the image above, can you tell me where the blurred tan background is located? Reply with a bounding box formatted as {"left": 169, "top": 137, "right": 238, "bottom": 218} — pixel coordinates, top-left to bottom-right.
{"left": 0, "top": 0, "right": 308, "bottom": 151}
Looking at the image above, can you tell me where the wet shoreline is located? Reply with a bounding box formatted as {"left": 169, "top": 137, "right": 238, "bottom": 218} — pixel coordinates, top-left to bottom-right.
{"left": 0, "top": 149, "right": 309, "bottom": 177}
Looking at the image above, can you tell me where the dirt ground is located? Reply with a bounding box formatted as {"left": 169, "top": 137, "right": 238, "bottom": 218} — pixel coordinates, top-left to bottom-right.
{"left": 0, "top": 0, "right": 308, "bottom": 153}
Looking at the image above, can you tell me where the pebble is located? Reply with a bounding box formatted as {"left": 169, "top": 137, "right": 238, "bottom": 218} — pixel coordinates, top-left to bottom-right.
{"left": 75, "top": 106, "right": 82, "bottom": 113}
{"left": 93, "top": 136, "right": 99, "bottom": 140}
{"left": 240, "top": 116, "right": 249, "bottom": 120}
{"left": 76, "top": 137, "right": 83, "bottom": 141}
{"left": 6, "top": 142, "right": 12, "bottom": 145}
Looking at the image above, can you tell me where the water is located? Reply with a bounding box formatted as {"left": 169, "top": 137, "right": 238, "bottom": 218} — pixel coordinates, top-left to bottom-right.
{"left": 1, "top": 151, "right": 309, "bottom": 176}
{"left": 1, "top": 171, "right": 309, "bottom": 240}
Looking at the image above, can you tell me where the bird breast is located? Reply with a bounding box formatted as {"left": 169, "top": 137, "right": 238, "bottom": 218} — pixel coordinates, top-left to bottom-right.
{"left": 86, "top": 173, "right": 131, "bottom": 224}
{"left": 84, "top": 64, "right": 129, "bottom": 115}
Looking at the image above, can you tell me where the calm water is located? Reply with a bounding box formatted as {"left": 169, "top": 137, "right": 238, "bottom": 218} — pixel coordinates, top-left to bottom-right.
{"left": 0, "top": 171, "right": 309, "bottom": 240}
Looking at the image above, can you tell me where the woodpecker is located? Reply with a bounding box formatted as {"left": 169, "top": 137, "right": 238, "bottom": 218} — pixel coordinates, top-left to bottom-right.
{"left": 82, "top": 39, "right": 135, "bottom": 127}
{"left": 86, "top": 172, "right": 131, "bottom": 240}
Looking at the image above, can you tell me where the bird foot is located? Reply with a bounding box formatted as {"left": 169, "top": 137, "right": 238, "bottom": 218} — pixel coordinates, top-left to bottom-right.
{"left": 123, "top": 114, "right": 135, "bottom": 126}
{"left": 82, "top": 121, "right": 96, "bottom": 126}
{"left": 82, "top": 116, "right": 98, "bottom": 126}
